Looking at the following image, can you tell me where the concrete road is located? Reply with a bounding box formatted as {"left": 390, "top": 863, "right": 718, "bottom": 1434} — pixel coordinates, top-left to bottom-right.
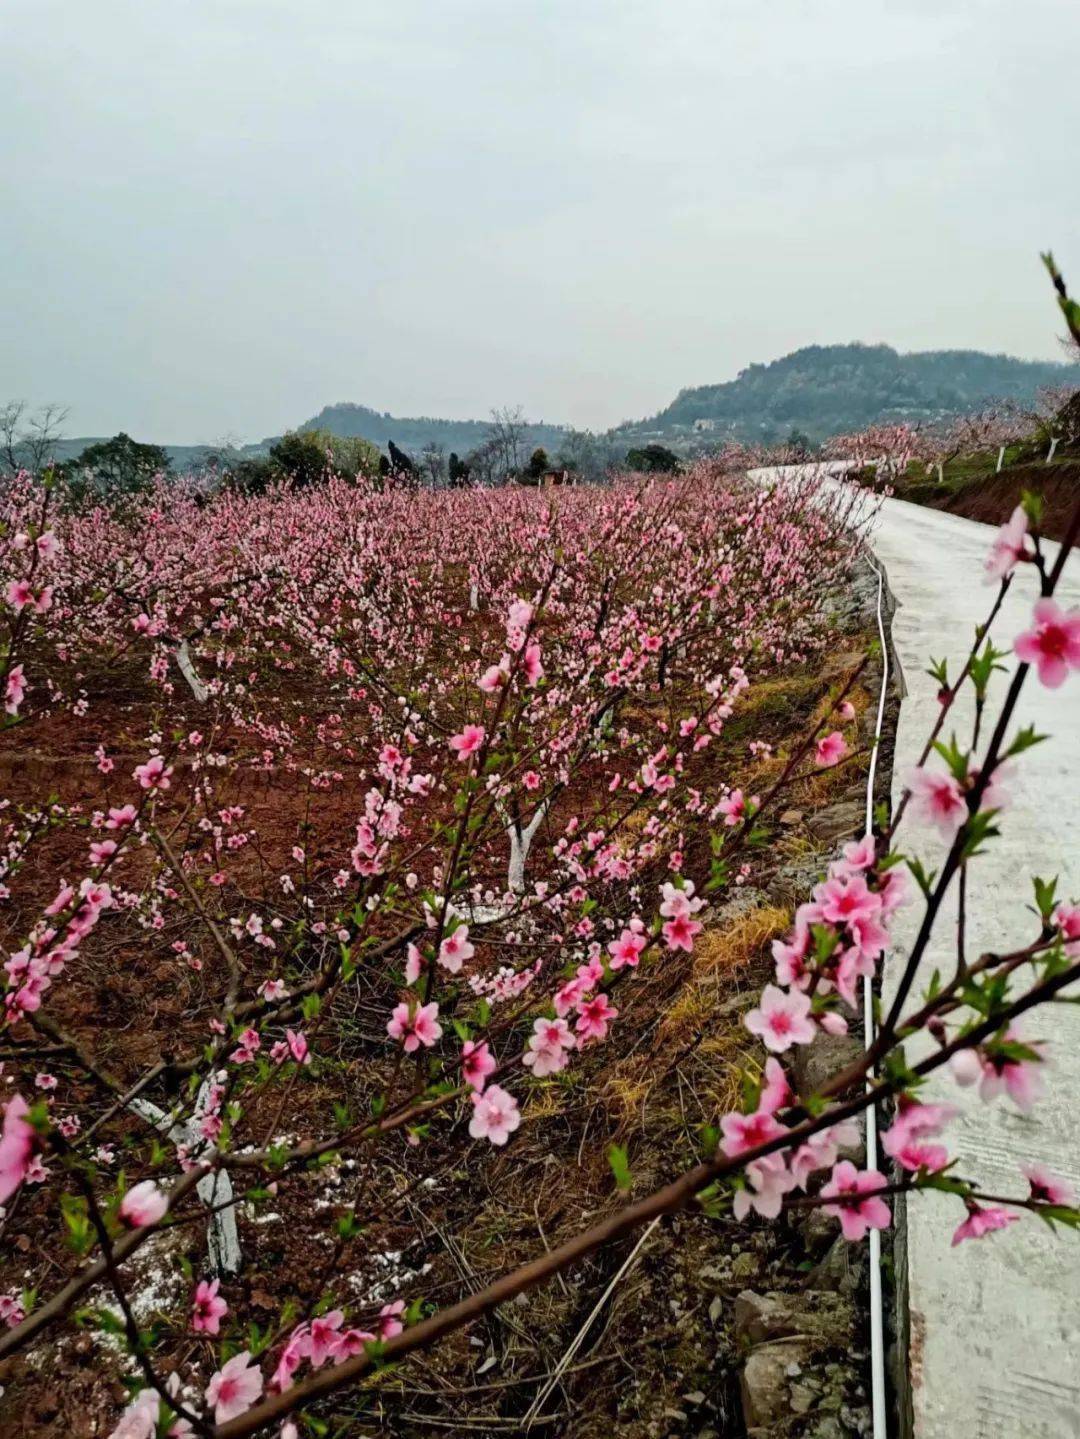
{"left": 868, "top": 495, "right": 1080, "bottom": 1438}
{"left": 748, "top": 469, "right": 1080, "bottom": 1432}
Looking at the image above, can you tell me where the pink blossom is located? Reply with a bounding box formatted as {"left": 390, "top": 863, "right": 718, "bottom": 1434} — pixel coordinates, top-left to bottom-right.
{"left": 758, "top": 1057, "right": 792, "bottom": 1116}
{"left": 772, "top": 919, "right": 812, "bottom": 989}
{"left": 461, "top": 1039, "right": 496, "bottom": 1091}
{"left": 404, "top": 943, "right": 424, "bottom": 984}
{"left": 304, "top": 1309, "right": 344, "bottom": 1367}
{"left": 718, "top": 788, "right": 752, "bottom": 826}
{"left": 0, "top": 1293, "right": 25, "bottom": 1328}
{"left": 1056, "top": 901, "right": 1080, "bottom": 958}
{"left": 191, "top": 1277, "right": 228, "bottom": 1335}
{"left": 815, "top": 731, "right": 849, "bottom": 768}
{"left": 1021, "top": 1162, "right": 1076, "bottom": 1206}
{"left": 449, "top": 724, "right": 485, "bottom": 761}
{"left": 438, "top": 926, "right": 474, "bottom": 973}
{"left": 522, "top": 770, "right": 541, "bottom": 791}
{"left": 523, "top": 1016, "right": 575, "bottom": 1077}
{"left": 905, "top": 765, "right": 968, "bottom": 838}
{"left": 815, "top": 872, "right": 881, "bottom": 927}
{"left": 106, "top": 804, "right": 138, "bottom": 829}
{"left": 744, "top": 984, "right": 816, "bottom": 1053}
{"left": 377, "top": 1299, "right": 405, "bottom": 1339}
{"left": 0, "top": 1094, "right": 36, "bottom": 1204}
{"left": 387, "top": 1000, "right": 442, "bottom": 1053}
{"left": 839, "top": 834, "right": 876, "bottom": 871}
{"left": 107, "top": 1387, "right": 160, "bottom": 1439}
{"left": 90, "top": 839, "right": 118, "bottom": 866}
{"left": 877, "top": 864, "right": 911, "bottom": 915}
{"left": 575, "top": 992, "right": 617, "bottom": 1044}
{"left": 951, "top": 1202, "right": 1018, "bottom": 1246}
{"left": 553, "top": 974, "right": 589, "bottom": 1017}
{"left": 608, "top": 927, "right": 647, "bottom": 970}
{"left": 285, "top": 1029, "right": 310, "bottom": 1064}
{"left": 949, "top": 1047, "right": 984, "bottom": 1087}
{"left": 333, "top": 1327, "right": 375, "bottom": 1359}
{"left": 4, "top": 664, "right": 26, "bottom": 715}
{"left": 271, "top": 1326, "right": 309, "bottom": 1392}
{"left": 468, "top": 1083, "right": 521, "bottom": 1145}
{"left": 1014, "top": 598, "right": 1080, "bottom": 688}
{"left": 478, "top": 657, "right": 509, "bottom": 692}
{"left": 662, "top": 911, "right": 702, "bottom": 952}
{"left": 789, "top": 1120, "right": 861, "bottom": 1189}
{"left": 133, "top": 755, "right": 172, "bottom": 791}
{"left": 507, "top": 598, "right": 533, "bottom": 633}
{"left": 205, "top": 1350, "right": 264, "bottom": 1422}
{"left": 985, "top": 506, "right": 1031, "bottom": 581}
{"left": 733, "top": 1153, "right": 796, "bottom": 1220}
{"left": 882, "top": 1100, "right": 956, "bottom": 1173}
{"left": 5, "top": 578, "right": 33, "bottom": 612}
{"left": 837, "top": 699, "right": 857, "bottom": 721}
{"left": 119, "top": 1179, "right": 169, "bottom": 1228}
{"left": 820, "top": 1161, "right": 891, "bottom": 1241}
{"left": 978, "top": 1025, "right": 1045, "bottom": 1112}
{"left": 720, "top": 1107, "right": 783, "bottom": 1158}
{"left": 522, "top": 641, "right": 543, "bottom": 686}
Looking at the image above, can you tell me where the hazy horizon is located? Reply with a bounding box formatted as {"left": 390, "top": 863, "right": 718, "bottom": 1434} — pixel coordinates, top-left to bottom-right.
{"left": 3, "top": 0, "right": 1079, "bottom": 445}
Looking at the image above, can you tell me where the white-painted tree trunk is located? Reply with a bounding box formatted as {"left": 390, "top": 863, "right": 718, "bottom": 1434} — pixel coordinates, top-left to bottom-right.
{"left": 174, "top": 639, "right": 208, "bottom": 703}
{"left": 996, "top": 445, "right": 1006, "bottom": 473}
{"left": 130, "top": 1081, "right": 241, "bottom": 1276}
{"left": 1047, "top": 436, "right": 1060, "bottom": 464}
{"left": 936, "top": 461, "right": 944, "bottom": 485}
{"left": 469, "top": 583, "right": 479, "bottom": 611}
{"left": 506, "top": 801, "right": 549, "bottom": 895}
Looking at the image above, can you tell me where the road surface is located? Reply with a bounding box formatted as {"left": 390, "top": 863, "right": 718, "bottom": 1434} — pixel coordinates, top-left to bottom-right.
{"left": 751, "top": 466, "right": 1080, "bottom": 1435}
{"left": 869, "top": 495, "right": 1080, "bottom": 1438}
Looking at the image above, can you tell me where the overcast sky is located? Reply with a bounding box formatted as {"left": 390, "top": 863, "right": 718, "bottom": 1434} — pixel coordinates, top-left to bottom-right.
{"left": 3, "top": 0, "right": 1078, "bottom": 443}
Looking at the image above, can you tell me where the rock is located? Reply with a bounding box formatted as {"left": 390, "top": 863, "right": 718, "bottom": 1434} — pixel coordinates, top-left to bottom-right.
{"left": 805, "top": 800, "right": 863, "bottom": 844}
{"left": 729, "top": 1252, "right": 759, "bottom": 1285}
{"left": 792, "top": 1033, "right": 863, "bottom": 1098}
{"left": 800, "top": 1203, "right": 838, "bottom": 1256}
{"left": 779, "top": 809, "right": 803, "bottom": 825}
{"left": 714, "top": 886, "right": 770, "bottom": 922}
{"left": 820, "top": 649, "right": 865, "bottom": 680}
{"left": 805, "top": 1418, "right": 847, "bottom": 1439}
{"left": 740, "top": 1337, "right": 813, "bottom": 1428}
{"left": 770, "top": 854, "right": 827, "bottom": 906}
{"left": 791, "top": 1381, "right": 819, "bottom": 1413}
{"left": 807, "top": 1236, "right": 864, "bottom": 1296}
{"left": 734, "top": 1289, "right": 855, "bottom": 1348}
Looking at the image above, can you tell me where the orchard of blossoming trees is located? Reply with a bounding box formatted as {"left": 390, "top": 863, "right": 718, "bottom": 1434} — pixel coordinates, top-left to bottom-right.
{"left": 1, "top": 410, "right": 1080, "bottom": 1437}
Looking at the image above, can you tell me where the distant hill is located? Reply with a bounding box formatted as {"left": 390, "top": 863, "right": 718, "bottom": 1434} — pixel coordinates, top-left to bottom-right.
{"left": 47, "top": 439, "right": 253, "bottom": 468}
{"left": 33, "top": 345, "right": 1080, "bottom": 476}
{"left": 620, "top": 344, "right": 1080, "bottom": 445}
{"left": 295, "top": 402, "right": 568, "bottom": 457}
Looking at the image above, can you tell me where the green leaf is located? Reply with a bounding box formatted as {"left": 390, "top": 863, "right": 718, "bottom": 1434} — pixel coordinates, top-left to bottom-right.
{"left": 607, "top": 1142, "right": 633, "bottom": 1192}
{"left": 1033, "top": 875, "right": 1059, "bottom": 923}
{"left": 1007, "top": 723, "right": 1048, "bottom": 758}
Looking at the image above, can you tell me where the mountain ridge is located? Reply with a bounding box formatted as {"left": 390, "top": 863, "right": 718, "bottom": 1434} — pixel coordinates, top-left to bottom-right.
{"left": 621, "top": 341, "right": 1080, "bottom": 443}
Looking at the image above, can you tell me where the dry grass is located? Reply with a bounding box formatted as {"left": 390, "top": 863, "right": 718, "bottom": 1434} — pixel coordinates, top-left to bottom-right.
{"left": 600, "top": 902, "right": 790, "bottom": 1138}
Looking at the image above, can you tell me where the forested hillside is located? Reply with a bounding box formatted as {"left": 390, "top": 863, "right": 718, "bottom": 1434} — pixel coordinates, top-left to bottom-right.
{"left": 626, "top": 343, "right": 1080, "bottom": 443}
